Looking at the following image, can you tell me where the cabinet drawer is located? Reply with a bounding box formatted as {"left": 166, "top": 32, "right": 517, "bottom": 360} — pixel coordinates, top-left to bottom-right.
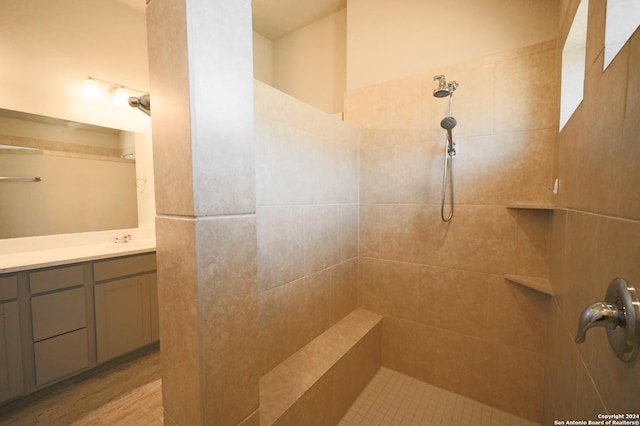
{"left": 31, "top": 287, "right": 86, "bottom": 341}
{"left": 93, "top": 253, "right": 156, "bottom": 282}
{"left": 0, "top": 276, "right": 18, "bottom": 302}
{"left": 30, "top": 264, "right": 84, "bottom": 295}
{"left": 34, "top": 328, "right": 88, "bottom": 386}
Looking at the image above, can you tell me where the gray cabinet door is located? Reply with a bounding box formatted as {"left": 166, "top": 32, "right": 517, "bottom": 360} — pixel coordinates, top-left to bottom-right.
{"left": 0, "top": 301, "right": 24, "bottom": 402}
{"left": 149, "top": 272, "right": 159, "bottom": 342}
{"left": 94, "top": 275, "right": 152, "bottom": 363}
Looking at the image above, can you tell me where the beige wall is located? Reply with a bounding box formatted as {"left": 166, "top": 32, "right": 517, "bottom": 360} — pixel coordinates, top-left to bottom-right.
{"left": 0, "top": 0, "right": 150, "bottom": 133}
{"left": 254, "top": 81, "right": 359, "bottom": 375}
{"left": 256, "top": 0, "right": 558, "bottom": 113}
{"left": 253, "top": 31, "right": 274, "bottom": 85}
{"left": 1, "top": 0, "right": 155, "bottom": 239}
{"left": 346, "top": 0, "right": 559, "bottom": 90}
{"left": 344, "top": 40, "right": 557, "bottom": 421}
{"left": 543, "top": 0, "right": 640, "bottom": 421}
{"left": 272, "top": 10, "right": 347, "bottom": 114}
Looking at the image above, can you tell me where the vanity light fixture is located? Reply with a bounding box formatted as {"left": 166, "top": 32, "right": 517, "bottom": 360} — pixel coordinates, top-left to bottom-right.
{"left": 82, "top": 77, "right": 103, "bottom": 99}
{"left": 111, "top": 86, "right": 130, "bottom": 106}
{"left": 81, "top": 76, "right": 146, "bottom": 108}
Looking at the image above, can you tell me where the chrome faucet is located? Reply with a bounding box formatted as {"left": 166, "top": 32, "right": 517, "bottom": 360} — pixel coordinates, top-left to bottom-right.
{"left": 113, "top": 234, "right": 132, "bottom": 244}
{"left": 575, "top": 301, "right": 622, "bottom": 344}
{"left": 575, "top": 278, "right": 640, "bottom": 362}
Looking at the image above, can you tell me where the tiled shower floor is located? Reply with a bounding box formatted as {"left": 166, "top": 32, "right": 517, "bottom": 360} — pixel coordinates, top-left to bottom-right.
{"left": 338, "top": 368, "right": 540, "bottom": 426}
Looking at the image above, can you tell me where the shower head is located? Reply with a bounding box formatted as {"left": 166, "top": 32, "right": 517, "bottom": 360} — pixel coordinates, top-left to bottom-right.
{"left": 433, "top": 75, "right": 458, "bottom": 98}
{"left": 128, "top": 94, "right": 151, "bottom": 116}
{"left": 433, "top": 87, "right": 451, "bottom": 98}
{"left": 433, "top": 75, "right": 449, "bottom": 97}
{"left": 440, "top": 116, "right": 457, "bottom": 130}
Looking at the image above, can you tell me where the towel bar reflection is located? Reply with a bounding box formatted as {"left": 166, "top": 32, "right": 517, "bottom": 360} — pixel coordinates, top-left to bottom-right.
{"left": 0, "top": 176, "right": 42, "bottom": 182}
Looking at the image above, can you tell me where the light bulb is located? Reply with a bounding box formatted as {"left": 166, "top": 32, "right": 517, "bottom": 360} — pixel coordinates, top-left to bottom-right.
{"left": 112, "top": 87, "right": 130, "bottom": 106}
{"left": 82, "top": 78, "right": 103, "bottom": 99}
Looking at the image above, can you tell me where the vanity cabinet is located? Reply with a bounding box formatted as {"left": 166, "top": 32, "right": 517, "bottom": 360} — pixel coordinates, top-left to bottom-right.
{"left": 29, "top": 264, "right": 89, "bottom": 386}
{"left": 0, "top": 250, "right": 157, "bottom": 406}
{"left": 0, "top": 275, "right": 24, "bottom": 403}
{"left": 93, "top": 253, "right": 158, "bottom": 363}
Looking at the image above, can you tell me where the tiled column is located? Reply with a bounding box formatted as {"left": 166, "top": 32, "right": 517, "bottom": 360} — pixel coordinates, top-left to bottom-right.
{"left": 147, "top": 0, "right": 258, "bottom": 425}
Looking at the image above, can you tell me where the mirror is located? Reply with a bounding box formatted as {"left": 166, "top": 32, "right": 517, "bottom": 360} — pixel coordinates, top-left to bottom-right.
{"left": 0, "top": 108, "right": 143, "bottom": 239}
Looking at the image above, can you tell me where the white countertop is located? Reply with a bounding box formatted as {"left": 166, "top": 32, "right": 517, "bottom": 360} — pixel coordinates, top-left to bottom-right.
{"left": 0, "top": 227, "right": 156, "bottom": 274}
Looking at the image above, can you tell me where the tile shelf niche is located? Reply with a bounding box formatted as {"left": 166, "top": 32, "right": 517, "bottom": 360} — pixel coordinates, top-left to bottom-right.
{"left": 504, "top": 204, "right": 554, "bottom": 296}
{"left": 504, "top": 274, "right": 553, "bottom": 296}
{"left": 505, "top": 203, "right": 554, "bottom": 210}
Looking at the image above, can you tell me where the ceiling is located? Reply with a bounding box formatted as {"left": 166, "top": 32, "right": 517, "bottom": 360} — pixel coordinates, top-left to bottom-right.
{"left": 252, "top": 0, "right": 346, "bottom": 40}
{"left": 114, "top": 0, "right": 346, "bottom": 41}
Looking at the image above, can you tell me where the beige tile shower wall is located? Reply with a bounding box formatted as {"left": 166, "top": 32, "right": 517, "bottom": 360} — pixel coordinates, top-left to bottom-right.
{"left": 544, "top": 1, "right": 640, "bottom": 420}
{"left": 555, "top": 3, "right": 640, "bottom": 221}
{"left": 148, "top": 1, "right": 259, "bottom": 423}
{"left": 344, "top": 41, "right": 558, "bottom": 422}
{"left": 544, "top": 210, "right": 640, "bottom": 420}
{"left": 254, "top": 81, "right": 360, "bottom": 375}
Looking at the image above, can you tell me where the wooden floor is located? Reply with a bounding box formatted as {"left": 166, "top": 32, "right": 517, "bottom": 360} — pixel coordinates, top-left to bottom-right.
{"left": 0, "top": 349, "right": 163, "bottom": 426}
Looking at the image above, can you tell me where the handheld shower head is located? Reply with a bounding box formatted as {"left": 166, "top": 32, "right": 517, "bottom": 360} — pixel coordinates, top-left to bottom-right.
{"left": 440, "top": 116, "right": 457, "bottom": 130}
{"left": 435, "top": 77, "right": 460, "bottom": 223}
